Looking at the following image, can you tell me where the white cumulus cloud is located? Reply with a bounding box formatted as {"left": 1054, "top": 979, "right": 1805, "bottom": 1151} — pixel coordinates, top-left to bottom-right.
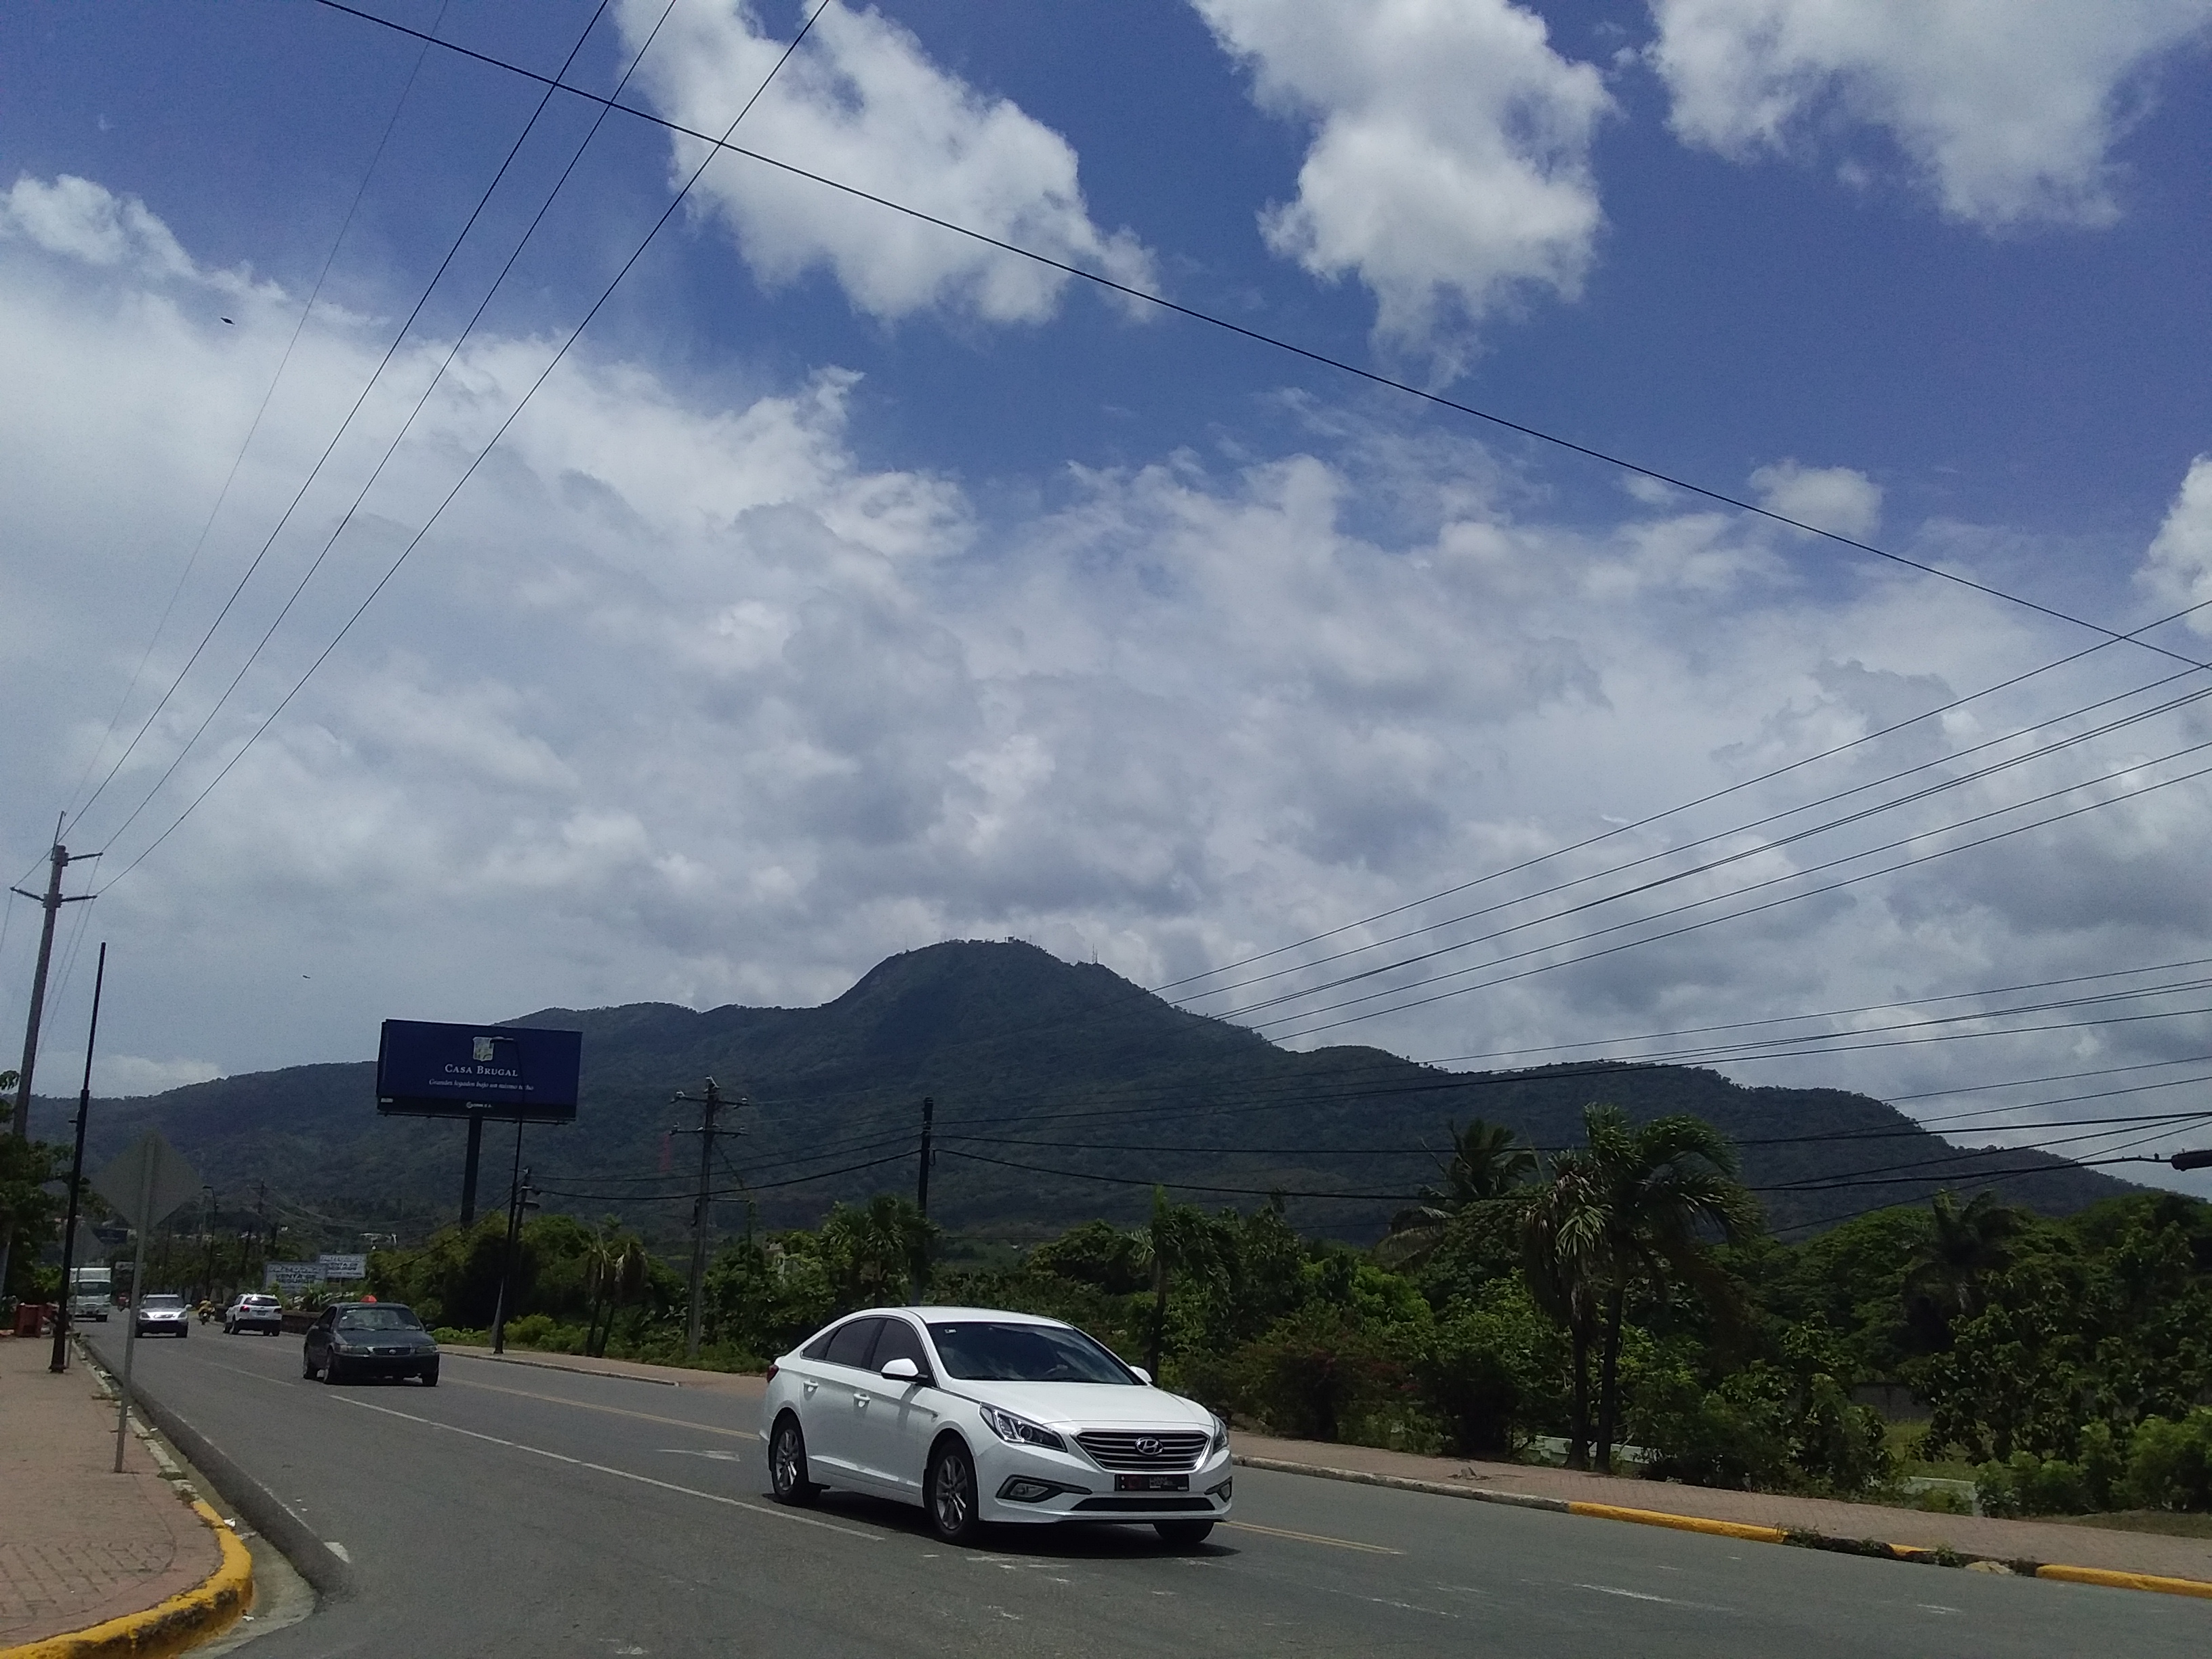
{"left": 1646, "top": 0, "right": 2212, "bottom": 227}
{"left": 619, "top": 0, "right": 1155, "bottom": 323}
{"left": 2137, "top": 455, "right": 2212, "bottom": 632}
{"left": 1750, "top": 459, "right": 1883, "bottom": 540}
{"left": 1194, "top": 0, "right": 1612, "bottom": 369}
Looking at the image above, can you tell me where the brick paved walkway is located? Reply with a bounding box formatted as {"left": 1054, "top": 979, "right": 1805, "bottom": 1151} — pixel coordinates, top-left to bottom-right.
{"left": 0, "top": 1332, "right": 220, "bottom": 1646}
{"left": 1231, "top": 1431, "right": 2212, "bottom": 1582}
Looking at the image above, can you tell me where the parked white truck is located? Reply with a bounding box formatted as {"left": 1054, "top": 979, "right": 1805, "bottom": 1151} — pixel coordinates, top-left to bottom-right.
{"left": 68, "top": 1265, "right": 112, "bottom": 1322}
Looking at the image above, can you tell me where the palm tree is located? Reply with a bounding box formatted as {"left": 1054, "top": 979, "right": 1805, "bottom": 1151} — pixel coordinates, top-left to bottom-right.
{"left": 1904, "top": 1189, "right": 2024, "bottom": 1326}
{"left": 1376, "top": 1120, "right": 1536, "bottom": 1269}
{"left": 1127, "top": 1188, "right": 1228, "bottom": 1379}
{"left": 821, "top": 1195, "right": 937, "bottom": 1311}
{"left": 1520, "top": 1149, "right": 1611, "bottom": 1469}
{"left": 1578, "top": 1105, "right": 1759, "bottom": 1473}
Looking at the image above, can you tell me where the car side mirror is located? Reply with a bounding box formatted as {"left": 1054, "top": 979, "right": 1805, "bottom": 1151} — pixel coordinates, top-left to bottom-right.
{"left": 880, "top": 1356, "right": 922, "bottom": 1382}
{"left": 1129, "top": 1366, "right": 1152, "bottom": 1385}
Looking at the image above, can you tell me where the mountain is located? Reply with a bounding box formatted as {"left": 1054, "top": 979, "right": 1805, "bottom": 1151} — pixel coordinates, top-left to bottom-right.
{"left": 28, "top": 940, "right": 2137, "bottom": 1247}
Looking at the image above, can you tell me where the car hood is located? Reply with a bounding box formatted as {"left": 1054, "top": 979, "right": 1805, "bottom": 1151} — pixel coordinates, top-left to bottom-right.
{"left": 333, "top": 1330, "right": 435, "bottom": 1348}
{"left": 944, "top": 1379, "right": 1212, "bottom": 1433}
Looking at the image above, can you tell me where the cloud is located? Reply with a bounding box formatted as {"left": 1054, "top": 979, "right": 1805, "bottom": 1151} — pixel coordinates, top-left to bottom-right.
{"left": 1646, "top": 0, "right": 2212, "bottom": 227}
{"left": 5, "top": 175, "right": 2211, "bottom": 1187}
{"left": 1750, "top": 459, "right": 1883, "bottom": 540}
{"left": 1193, "top": 0, "right": 1612, "bottom": 369}
{"left": 2136, "top": 455, "right": 2212, "bottom": 632}
{"left": 619, "top": 1, "right": 1155, "bottom": 323}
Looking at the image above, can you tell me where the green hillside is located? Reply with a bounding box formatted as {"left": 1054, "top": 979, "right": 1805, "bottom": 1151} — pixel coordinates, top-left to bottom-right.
{"left": 28, "top": 940, "right": 2135, "bottom": 1246}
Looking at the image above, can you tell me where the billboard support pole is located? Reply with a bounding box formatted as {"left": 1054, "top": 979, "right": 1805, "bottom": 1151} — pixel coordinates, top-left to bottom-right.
{"left": 459, "top": 1109, "right": 486, "bottom": 1227}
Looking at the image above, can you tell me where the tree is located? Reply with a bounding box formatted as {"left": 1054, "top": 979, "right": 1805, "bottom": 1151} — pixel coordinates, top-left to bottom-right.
{"left": 818, "top": 1195, "right": 936, "bottom": 1312}
{"left": 0, "top": 1075, "right": 63, "bottom": 1301}
{"left": 1377, "top": 1120, "right": 1535, "bottom": 1271}
{"left": 1520, "top": 1149, "right": 1610, "bottom": 1469}
{"left": 1904, "top": 1189, "right": 2027, "bottom": 1335}
{"left": 1125, "top": 1188, "right": 1231, "bottom": 1379}
{"left": 1525, "top": 1105, "right": 1759, "bottom": 1473}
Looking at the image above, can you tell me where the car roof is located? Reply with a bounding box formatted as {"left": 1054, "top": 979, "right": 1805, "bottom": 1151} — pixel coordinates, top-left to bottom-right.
{"left": 855, "top": 1306, "right": 1069, "bottom": 1327}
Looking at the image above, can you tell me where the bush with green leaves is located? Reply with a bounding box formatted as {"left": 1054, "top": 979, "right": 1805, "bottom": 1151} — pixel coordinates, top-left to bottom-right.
{"left": 2122, "top": 1408, "right": 2212, "bottom": 1512}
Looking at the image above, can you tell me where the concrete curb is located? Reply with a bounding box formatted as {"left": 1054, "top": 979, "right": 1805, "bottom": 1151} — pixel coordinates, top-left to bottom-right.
{"left": 1231, "top": 1453, "right": 2212, "bottom": 1600}
{"left": 0, "top": 1501, "right": 249, "bottom": 1659}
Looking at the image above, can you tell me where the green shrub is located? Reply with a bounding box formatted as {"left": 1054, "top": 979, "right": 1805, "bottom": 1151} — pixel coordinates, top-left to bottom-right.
{"left": 1977, "top": 1452, "right": 2089, "bottom": 1517}
{"left": 2123, "top": 1409, "right": 2212, "bottom": 1512}
{"left": 503, "top": 1313, "right": 587, "bottom": 1353}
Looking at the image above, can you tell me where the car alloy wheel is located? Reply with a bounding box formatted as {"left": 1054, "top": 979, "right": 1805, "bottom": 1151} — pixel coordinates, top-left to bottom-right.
{"left": 925, "top": 1439, "right": 982, "bottom": 1544}
{"left": 771, "top": 1416, "right": 818, "bottom": 1506}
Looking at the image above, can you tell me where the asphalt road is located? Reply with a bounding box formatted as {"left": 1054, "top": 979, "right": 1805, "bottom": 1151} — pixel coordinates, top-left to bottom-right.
{"left": 83, "top": 1327, "right": 2206, "bottom": 1659}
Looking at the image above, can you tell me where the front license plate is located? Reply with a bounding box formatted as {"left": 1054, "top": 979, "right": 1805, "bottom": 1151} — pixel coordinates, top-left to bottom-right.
{"left": 1115, "top": 1474, "right": 1189, "bottom": 1492}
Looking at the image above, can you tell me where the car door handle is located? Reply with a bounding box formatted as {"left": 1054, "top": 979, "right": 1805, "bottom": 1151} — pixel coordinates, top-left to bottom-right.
{"left": 801, "top": 1380, "right": 819, "bottom": 1395}
{"left": 855, "top": 1394, "right": 870, "bottom": 1410}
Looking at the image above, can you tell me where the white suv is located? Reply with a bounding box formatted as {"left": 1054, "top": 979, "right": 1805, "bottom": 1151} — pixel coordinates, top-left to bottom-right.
{"left": 760, "top": 1307, "right": 1231, "bottom": 1547}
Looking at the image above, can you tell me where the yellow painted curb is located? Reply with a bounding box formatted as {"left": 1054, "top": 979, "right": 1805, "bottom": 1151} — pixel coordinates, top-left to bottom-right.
{"left": 2035, "top": 1563, "right": 2212, "bottom": 1600}
{"left": 1, "top": 1500, "right": 252, "bottom": 1659}
{"left": 1565, "top": 1501, "right": 1787, "bottom": 1544}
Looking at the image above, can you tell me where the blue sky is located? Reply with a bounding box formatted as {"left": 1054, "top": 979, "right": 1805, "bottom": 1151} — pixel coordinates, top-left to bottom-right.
{"left": 3, "top": 1, "right": 2211, "bottom": 1191}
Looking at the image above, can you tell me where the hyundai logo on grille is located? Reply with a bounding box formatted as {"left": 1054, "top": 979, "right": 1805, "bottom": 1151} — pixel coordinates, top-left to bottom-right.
{"left": 1135, "top": 1437, "right": 1163, "bottom": 1457}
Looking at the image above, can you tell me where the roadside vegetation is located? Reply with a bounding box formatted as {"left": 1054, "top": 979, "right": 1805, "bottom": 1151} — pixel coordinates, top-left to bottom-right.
{"left": 362, "top": 1103, "right": 2212, "bottom": 1523}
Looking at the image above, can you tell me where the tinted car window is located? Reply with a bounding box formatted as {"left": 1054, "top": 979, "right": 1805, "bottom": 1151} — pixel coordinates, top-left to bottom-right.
{"left": 801, "top": 1328, "right": 836, "bottom": 1361}
{"left": 925, "top": 1322, "right": 1134, "bottom": 1384}
{"left": 872, "top": 1319, "right": 928, "bottom": 1376}
{"left": 142, "top": 1294, "right": 185, "bottom": 1309}
{"left": 334, "top": 1307, "right": 424, "bottom": 1331}
{"left": 822, "top": 1318, "right": 882, "bottom": 1370}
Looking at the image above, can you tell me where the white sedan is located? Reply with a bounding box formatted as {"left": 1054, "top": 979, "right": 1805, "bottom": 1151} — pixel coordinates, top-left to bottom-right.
{"left": 761, "top": 1307, "right": 1232, "bottom": 1547}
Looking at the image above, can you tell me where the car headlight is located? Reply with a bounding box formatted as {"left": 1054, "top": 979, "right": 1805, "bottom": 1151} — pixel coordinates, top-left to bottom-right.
{"left": 977, "top": 1404, "right": 1066, "bottom": 1452}
{"left": 1208, "top": 1414, "right": 1229, "bottom": 1456}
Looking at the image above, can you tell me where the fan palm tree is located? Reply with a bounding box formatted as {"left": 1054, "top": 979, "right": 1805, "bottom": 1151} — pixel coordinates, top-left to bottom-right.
{"left": 1904, "top": 1189, "right": 2025, "bottom": 1325}
{"left": 1520, "top": 1149, "right": 1611, "bottom": 1468}
{"left": 1376, "top": 1120, "right": 1537, "bottom": 1270}
{"left": 1127, "top": 1188, "right": 1229, "bottom": 1379}
{"left": 1578, "top": 1105, "right": 1760, "bottom": 1473}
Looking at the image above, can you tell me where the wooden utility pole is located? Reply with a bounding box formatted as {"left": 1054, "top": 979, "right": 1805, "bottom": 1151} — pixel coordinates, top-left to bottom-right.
{"left": 672, "top": 1079, "right": 738, "bottom": 1360}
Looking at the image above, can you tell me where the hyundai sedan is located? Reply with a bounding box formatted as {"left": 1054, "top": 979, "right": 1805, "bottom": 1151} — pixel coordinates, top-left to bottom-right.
{"left": 760, "top": 1307, "right": 1231, "bottom": 1547}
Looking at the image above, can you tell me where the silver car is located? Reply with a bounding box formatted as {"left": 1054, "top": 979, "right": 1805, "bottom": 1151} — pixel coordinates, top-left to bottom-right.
{"left": 134, "top": 1292, "right": 190, "bottom": 1338}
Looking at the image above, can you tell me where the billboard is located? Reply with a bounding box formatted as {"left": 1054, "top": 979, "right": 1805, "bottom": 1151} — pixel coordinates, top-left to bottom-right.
{"left": 375, "top": 1021, "right": 582, "bottom": 1122}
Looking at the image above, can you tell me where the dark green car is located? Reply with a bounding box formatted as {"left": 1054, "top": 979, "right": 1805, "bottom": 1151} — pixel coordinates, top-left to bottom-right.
{"left": 302, "top": 1301, "right": 439, "bottom": 1385}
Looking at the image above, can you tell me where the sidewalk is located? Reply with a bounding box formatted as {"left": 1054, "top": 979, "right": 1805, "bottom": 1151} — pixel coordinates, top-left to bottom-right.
{"left": 1231, "top": 1431, "right": 2212, "bottom": 1584}
{"left": 0, "top": 1332, "right": 223, "bottom": 1648}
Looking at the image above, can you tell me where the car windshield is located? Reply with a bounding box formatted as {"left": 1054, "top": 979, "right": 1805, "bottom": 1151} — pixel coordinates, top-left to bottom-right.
{"left": 334, "top": 1307, "right": 422, "bottom": 1331}
{"left": 926, "top": 1322, "right": 1135, "bottom": 1384}
{"left": 142, "top": 1295, "right": 184, "bottom": 1309}
{"left": 241, "top": 1296, "right": 276, "bottom": 1307}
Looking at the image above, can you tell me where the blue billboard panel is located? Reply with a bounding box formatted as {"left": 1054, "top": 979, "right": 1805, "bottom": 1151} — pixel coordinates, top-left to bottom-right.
{"left": 375, "top": 1021, "right": 581, "bottom": 1122}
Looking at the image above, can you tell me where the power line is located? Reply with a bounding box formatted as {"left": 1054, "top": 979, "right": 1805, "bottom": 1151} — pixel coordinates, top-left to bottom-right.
{"left": 1178, "top": 678, "right": 2212, "bottom": 1011}
{"left": 75, "top": 1, "right": 625, "bottom": 858}
{"left": 94, "top": 1, "right": 835, "bottom": 896}
{"left": 312, "top": 0, "right": 2212, "bottom": 681}
{"left": 60, "top": 2, "right": 453, "bottom": 837}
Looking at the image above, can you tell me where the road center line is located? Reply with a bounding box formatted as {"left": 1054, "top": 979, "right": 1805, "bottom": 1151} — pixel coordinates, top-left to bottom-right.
{"left": 325, "top": 1393, "right": 880, "bottom": 1540}
{"left": 1223, "top": 1519, "right": 1401, "bottom": 1555}
{"left": 443, "top": 1374, "right": 757, "bottom": 1438}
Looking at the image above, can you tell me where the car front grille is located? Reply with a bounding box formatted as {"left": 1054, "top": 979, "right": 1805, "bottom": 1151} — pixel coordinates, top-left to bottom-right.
{"left": 1075, "top": 1431, "right": 1209, "bottom": 1471}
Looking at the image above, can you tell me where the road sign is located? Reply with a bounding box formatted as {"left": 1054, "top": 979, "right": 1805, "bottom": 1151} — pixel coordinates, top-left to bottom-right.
{"left": 375, "top": 1021, "right": 582, "bottom": 1121}
{"left": 319, "top": 1252, "right": 367, "bottom": 1281}
{"left": 265, "top": 1261, "right": 322, "bottom": 1294}
{"left": 91, "top": 1132, "right": 200, "bottom": 1230}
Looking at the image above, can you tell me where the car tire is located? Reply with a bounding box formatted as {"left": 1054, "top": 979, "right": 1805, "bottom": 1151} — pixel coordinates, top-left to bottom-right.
{"left": 924, "top": 1437, "right": 985, "bottom": 1546}
{"left": 769, "top": 1414, "right": 819, "bottom": 1507}
{"left": 1155, "top": 1520, "right": 1214, "bottom": 1549}
{"left": 420, "top": 1365, "right": 438, "bottom": 1387}
{"left": 324, "top": 1355, "right": 345, "bottom": 1385}
{"left": 302, "top": 1352, "right": 319, "bottom": 1380}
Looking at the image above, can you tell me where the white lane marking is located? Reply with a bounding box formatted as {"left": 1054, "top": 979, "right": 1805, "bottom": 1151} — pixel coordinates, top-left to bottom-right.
{"left": 324, "top": 1542, "right": 351, "bottom": 1563}
{"left": 447, "top": 1374, "right": 756, "bottom": 1438}
{"left": 325, "top": 1393, "right": 880, "bottom": 1540}
{"left": 1920, "top": 1605, "right": 1962, "bottom": 1615}
{"left": 1224, "top": 1519, "right": 1402, "bottom": 1555}
{"left": 659, "top": 1448, "right": 748, "bottom": 1461}
{"left": 1577, "top": 1583, "right": 1733, "bottom": 1613}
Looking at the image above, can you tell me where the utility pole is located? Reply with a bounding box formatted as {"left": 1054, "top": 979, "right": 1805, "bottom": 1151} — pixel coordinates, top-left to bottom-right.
{"left": 50, "top": 943, "right": 106, "bottom": 1372}
{"left": 489, "top": 1164, "right": 539, "bottom": 1354}
{"left": 671, "top": 1079, "right": 738, "bottom": 1361}
{"left": 10, "top": 828, "right": 98, "bottom": 1139}
{"left": 912, "top": 1096, "right": 934, "bottom": 1305}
